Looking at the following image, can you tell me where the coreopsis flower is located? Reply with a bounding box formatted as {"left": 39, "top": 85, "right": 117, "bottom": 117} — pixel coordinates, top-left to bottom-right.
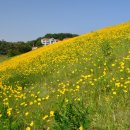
{"left": 26, "top": 127, "right": 31, "bottom": 130}
{"left": 50, "top": 111, "right": 54, "bottom": 117}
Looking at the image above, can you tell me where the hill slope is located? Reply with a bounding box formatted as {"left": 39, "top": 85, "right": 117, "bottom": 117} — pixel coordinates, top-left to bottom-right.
{"left": 0, "top": 22, "right": 130, "bottom": 130}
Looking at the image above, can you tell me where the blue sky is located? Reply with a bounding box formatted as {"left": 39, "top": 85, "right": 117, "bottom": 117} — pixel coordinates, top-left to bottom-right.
{"left": 0, "top": 0, "right": 130, "bottom": 42}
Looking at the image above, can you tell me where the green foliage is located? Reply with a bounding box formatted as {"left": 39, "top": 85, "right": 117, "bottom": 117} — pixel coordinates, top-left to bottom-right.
{"left": 35, "top": 38, "right": 43, "bottom": 47}
{"left": 53, "top": 101, "right": 90, "bottom": 130}
{"left": 7, "top": 44, "right": 32, "bottom": 57}
{"left": 101, "top": 41, "right": 112, "bottom": 57}
{"left": 0, "top": 40, "right": 12, "bottom": 55}
{"left": 17, "top": 43, "right": 32, "bottom": 53}
{"left": 0, "top": 41, "right": 32, "bottom": 57}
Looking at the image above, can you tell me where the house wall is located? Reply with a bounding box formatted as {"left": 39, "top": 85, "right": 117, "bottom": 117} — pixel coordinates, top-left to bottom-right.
{"left": 41, "top": 38, "right": 58, "bottom": 45}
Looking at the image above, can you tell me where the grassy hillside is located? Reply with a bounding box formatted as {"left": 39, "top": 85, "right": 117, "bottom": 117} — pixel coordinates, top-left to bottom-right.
{"left": 0, "top": 22, "right": 130, "bottom": 130}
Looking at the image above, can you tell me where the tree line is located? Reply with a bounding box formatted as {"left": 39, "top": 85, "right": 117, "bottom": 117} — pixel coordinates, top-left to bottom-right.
{"left": 0, "top": 33, "right": 78, "bottom": 57}
{"left": 44, "top": 33, "right": 78, "bottom": 40}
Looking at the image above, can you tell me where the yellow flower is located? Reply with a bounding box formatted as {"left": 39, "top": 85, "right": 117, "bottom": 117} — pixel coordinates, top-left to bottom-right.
{"left": 38, "top": 102, "right": 41, "bottom": 106}
{"left": 29, "top": 102, "right": 33, "bottom": 105}
{"left": 113, "top": 91, "right": 116, "bottom": 95}
{"left": 26, "top": 127, "right": 31, "bottom": 130}
{"left": 50, "top": 111, "right": 54, "bottom": 117}
{"left": 103, "top": 70, "right": 106, "bottom": 76}
{"left": 111, "top": 64, "right": 115, "bottom": 67}
{"left": 79, "top": 125, "right": 83, "bottom": 130}
{"left": 30, "top": 121, "right": 34, "bottom": 127}
{"left": 42, "top": 115, "right": 48, "bottom": 120}
{"left": 77, "top": 98, "right": 80, "bottom": 101}
{"left": 65, "top": 98, "right": 68, "bottom": 103}
{"left": 0, "top": 114, "right": 2, "bottom": 118}
{"left": 37, "top": 98, "right": 41, "bottom": 101}
{"left": 76, "top": 85, "right": 80, "bottom": 89}
{"left": 7, "top": 108, "right": 12, "bottom": 116}
{"left": 47, "top": 127, "right": 50, "bottom": 130}
{"left": 124, "top": 86, "right": 127, "bottom": 88}
{"left": 123, "top": 90, "right": 128, "bottom": 93}
{"left": 115, "top": 82, "right": 120, "bottom": 87}
{"left": 46, "top": 95, "right": 49, "bottom": 100}
{"left": 25, "top": 112, "right": 29, "bottom": 116}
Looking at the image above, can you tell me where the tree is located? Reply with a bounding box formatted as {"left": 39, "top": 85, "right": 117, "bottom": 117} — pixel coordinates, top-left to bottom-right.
{"left": 44, "top": 33, "right": 78, "bottom": 40}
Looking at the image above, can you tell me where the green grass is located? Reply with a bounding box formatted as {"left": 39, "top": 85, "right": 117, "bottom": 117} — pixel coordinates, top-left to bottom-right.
{"left": 0, "top": 22, "right": 130, "bottom": 130}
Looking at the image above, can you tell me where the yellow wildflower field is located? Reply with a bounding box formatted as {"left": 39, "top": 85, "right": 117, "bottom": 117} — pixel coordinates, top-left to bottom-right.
{"left": 0, "top": 22, "right": 130, "bottom": 129}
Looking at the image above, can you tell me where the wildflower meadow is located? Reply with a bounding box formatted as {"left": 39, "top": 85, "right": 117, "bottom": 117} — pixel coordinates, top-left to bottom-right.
{"left": 0, "top": 22, "right": 130, "bottom": 130}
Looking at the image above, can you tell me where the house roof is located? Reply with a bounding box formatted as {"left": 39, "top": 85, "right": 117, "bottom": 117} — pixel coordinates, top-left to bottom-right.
{"left": 41, "top": 38, "right": 50, "bottom": 40}
{"left": 41, "top": 38, "right": 60, "bottom": 41}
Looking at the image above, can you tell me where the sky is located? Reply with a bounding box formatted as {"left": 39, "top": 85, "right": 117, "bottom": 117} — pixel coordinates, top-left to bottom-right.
{"left": 0, "top": 0, "right": 130, "bottom": 42}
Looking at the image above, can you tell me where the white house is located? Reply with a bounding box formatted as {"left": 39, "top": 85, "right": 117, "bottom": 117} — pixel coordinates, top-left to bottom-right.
{"left": 41, "top": 38, "right": 60, "bottom": 45}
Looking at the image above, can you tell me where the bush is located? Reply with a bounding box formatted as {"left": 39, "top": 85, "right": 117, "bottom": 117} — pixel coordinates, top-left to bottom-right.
{"left": 101, "top": 41, "right": 112, "bottom": 57}
{"left": 53, "top": 100, "right": 90, "bottom": 130}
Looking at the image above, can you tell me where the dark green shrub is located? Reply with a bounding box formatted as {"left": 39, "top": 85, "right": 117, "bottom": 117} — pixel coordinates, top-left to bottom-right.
{"left": 101, "top": 41, "right": 112, "bottom": 57}
{"left": 53, "top": 101, "right": 90, "bottom": 130}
